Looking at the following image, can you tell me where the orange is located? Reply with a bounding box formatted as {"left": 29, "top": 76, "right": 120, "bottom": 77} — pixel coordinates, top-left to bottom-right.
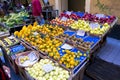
{"left": 49, "top": 53, "right": 53, "bottom": 57}
{"left": 70, "top": 65, "right": 74, "bottom": 69}
{"left": 61, "top": 58, "right": 64, "bottom": 62}
{"left": 55, "top": 56, "right": 60, "bottom": 60}
{"left": 59, "top": 61, "right": 62, "bottom": 64}
{"left": 56, "top": 52, "right": 60, "bottom": 56}
{"left": 67, "top": 58, "right": 70, "bottom": 62}
{"left": 66, "top": 64, "right": 69, "bottom": 68}
{"left": 31, "top": 38, "right": 34, "bottom": 41}
{"left": 70, "top": 57, "right": 74, "bottom": 61}
{"left": 70, "top": 60, "right": 75, "bottom": 65}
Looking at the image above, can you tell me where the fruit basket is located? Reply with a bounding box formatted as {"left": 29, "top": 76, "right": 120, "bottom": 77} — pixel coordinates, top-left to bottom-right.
{"left": 15, "top": 51, "right": 40, "bottom": 68}
{"left": 0, "top": 36, "right": 19, "bottom": 48}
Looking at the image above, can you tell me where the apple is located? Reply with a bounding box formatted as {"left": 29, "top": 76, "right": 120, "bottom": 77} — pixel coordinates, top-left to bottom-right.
{"left": 26, "top": 59, "right": 70, "bottom": 80}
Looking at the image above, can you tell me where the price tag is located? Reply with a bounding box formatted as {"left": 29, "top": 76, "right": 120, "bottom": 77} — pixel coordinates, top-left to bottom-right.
{"left": 0, "top": 32, "right": 4, "bottom": 35}
{"left": 90, "top": 23, "right": 100, "bottom": 29}
{"left": 66, "top": 11, "right": 72, "bottom": 15}
{"left": 77, "top": 30, "right": 85, "bottom": 36}
{"left": 8, "top": 36, "right": 15, "bottom": 39}
{"left": 42, "top": 64, "right": 54, "bottom": 73}
{"left": 61, "top": 43, "right": 73, "bottom": 49}
{"left": 33, "top": 32, "right": 39, "bottom": 36}
{"left": 28, "top": 51, "right": 37, "bottom": 62}
{"left": 96, "top": 14, "right": 105, "bottom": 19}
{"left": 61, "top": 17, "right": 68, "bottom": 21}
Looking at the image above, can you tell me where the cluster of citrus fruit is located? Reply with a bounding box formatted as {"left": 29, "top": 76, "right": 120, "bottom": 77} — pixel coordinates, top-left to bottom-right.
{"left": 14, "top": 22, "right": 64, "bottom": 60}
{"left": 14, "top": 22, "right": 64, "bottom": 38}
{"left": 59, "top": 50, "right": 79, "bottom": 69}
{"left": 37, "top": 25, "right": 64, "bottom": 37}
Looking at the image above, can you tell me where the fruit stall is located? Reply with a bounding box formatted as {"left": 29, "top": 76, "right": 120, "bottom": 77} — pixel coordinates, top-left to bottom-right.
{"left": 0, "top": 11, "right": 118, "bottom": 80}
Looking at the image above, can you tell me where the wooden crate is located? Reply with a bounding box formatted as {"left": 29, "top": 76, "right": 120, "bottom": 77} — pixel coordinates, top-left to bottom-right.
{"left": 3, "top": 41, "right": 34, "bottom": 74}
{"left": 24, "top": 59, "right": 88, "bottom": 80}
{"left": 18, "top": 67, "right": 29, "bottom": 80}
{"left": 17, "top": 53, "right": 45, "bottom": 80}
{"left": 8, "top": 56, "right": 19, "bottom": 74}
{"left": 71, "top": 61, "right": 88, "bottom": 80}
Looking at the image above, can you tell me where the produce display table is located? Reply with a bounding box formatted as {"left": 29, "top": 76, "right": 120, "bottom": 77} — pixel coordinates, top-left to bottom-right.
{"left": 0, "top": 11, "right": 118, "bottom": 80}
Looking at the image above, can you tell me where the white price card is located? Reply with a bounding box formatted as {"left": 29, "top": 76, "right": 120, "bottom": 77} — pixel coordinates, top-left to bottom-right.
{"left": 77, "top": 30, "right": 85, "bottom": 36}
{"left": 0, "top": 32, "right": 4, "bottom": 35}
{"left": 42, "top": 64, "right": 54, "bottom": 73}
{"left": 28, "top": 51, "right": 37, "bottom": 62}
{"left": 33, "top": 32, "right": 39, "bottom": 36}
{"left": 90, "top": 23, "right": 100, "bottom": 29}
{"left": 61, "top": 43, "right": 73, "bottom": 49}
{"left": 96, "top": 14, "right": 105, "bottom": 19}
{"left": 61, "top": 17, "right": 68, "bottom": 21}
{"left": 66, "top": 11, "right": 72, "bottom": 15}
{"left": 8, "top": 36, "right": 15, "bottom": 39}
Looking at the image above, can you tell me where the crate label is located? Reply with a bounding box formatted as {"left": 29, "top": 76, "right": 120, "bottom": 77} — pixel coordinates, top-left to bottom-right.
{"left": 66, "top": 11, "right": 72, "bottom": 15}
{"left": 77, "top": 30, "right": 85, "bottom": 36}
{"left": 61, "top": 43, "right": 73, "bottom": 49}
{"left": 61, "top": 17, "right": 67, "bottom": 21}
{"left": 42, "top": 64, "right": 54, "bottom": 73}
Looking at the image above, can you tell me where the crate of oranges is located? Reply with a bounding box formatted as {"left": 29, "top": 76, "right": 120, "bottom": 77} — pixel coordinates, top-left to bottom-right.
{"left": 57, "top": 43, "right": 88, "bottom": 75}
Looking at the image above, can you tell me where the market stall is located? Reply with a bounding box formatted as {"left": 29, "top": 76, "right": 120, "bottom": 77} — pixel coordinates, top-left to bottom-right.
{"left": 0, "top": 11, "right": 117, "bottom": 80}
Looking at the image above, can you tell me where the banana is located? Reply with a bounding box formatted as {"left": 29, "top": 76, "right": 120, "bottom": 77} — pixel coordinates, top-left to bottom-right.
{"left": 0, "top": 40, "right": 6, "bottom": 47}
{"left": 12, "top": 38, "right": 18, "bottom": 43}
{"left": 4, "top": 38, "right": 12, "bottom": 45}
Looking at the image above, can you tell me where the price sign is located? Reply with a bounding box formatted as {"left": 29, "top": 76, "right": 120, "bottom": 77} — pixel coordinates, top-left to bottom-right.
{"left": 61, "top": 17, "right": 68, "bottom": 21}
{"left": 66, "top": 11, "right": 72, "bottom": 15}
{"left": 96, "top": 14, "right": 105, "bottom": 19}
{"left": 61, "top": 43, "right": 73, "bottom": 49}
{"left": 8, "top": 36, "right": 15, "bottom": 39}
{"left": 42, "top": 64, "right": 54, "bottom": 73}
{"left": 33, "top": 32, "right": 39, "bottom": 36}
{"left": 77, "top": 30, "right": 85, "bottom": 36}
{"left": 90, "top": 23, "right": 100, "bottom": 29}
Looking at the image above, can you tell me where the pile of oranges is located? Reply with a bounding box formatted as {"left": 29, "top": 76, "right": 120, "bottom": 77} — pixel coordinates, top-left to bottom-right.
{"left": 59, "top": 50, "right": 79, "bottom": 69}
{"left": 14, "top": 22, "right": 64, "bottom": 60}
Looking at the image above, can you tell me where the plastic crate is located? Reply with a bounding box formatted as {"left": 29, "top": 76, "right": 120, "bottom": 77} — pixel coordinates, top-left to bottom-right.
{"left": 64, "top": 30, "right": 76, "bottom": 36}
{"left": 83, "top": 36, "right": 101, "bottom": 49}
{"left": 58, "top": 44, "right": 88, "bottom": 76}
